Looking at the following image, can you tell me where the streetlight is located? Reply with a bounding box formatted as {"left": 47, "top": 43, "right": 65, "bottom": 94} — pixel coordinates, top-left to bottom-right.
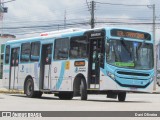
{"left": 147, "top": 4, "right": 157, "bottom": 91}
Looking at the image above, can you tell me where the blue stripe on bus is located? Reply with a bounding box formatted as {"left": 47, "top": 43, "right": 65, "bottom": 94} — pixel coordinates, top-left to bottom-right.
{"left": 56, "top": 61, "right": 65, "bottom": 89}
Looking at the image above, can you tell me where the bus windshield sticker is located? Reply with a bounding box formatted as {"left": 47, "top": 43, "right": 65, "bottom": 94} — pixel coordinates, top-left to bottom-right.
{"left": 114, "top": 62, "right": 135, "bottom": 67}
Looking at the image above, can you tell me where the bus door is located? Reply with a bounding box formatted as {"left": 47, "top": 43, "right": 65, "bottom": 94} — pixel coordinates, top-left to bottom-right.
{"left": 41, "top": 44, "right": 53, "bottom": 90}
{"left": 10, "top": 47, "right": 20, "bottom": 89}
{"left": 87, "top": 30, "right": 105, "bottom": 89}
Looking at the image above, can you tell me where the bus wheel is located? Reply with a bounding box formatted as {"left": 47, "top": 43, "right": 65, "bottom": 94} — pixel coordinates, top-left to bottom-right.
{"left": 118, "top": 92, "right": 126, "bottom": 102}
{"left": 80, "top": 78, "right": 87, "bottom": 100}
{"left": 58, "top": 92, "right": 73, "bottom": 100}
{"left": 25, "top": 78, "right": 36, "bottom": 98}
{"left": 35, "top": 91, "right": 43, "bottom": 98}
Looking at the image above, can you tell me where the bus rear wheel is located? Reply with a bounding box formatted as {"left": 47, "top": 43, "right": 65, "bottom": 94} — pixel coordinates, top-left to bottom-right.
{"left": 25, "top": 78, "right": 37, "bottom": 98}
{"left": 118, "top": 92, "right": 126, "bottom": 102}
{"left": 35, "top": 91, "right": 43, "bottom": 98}
{"left": 80, "top": 78, "right": 87, "bottom": 100}
{"left": 58, "top": 92, "right": 73, "bottom": 100}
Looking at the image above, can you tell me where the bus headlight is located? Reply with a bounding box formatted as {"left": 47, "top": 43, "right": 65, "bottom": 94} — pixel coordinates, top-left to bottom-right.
{"left": 107, "top": 72, "right": 115, "bottom": 80}
{"left": 150, "top": 76, "right": 154, "bottom": 82}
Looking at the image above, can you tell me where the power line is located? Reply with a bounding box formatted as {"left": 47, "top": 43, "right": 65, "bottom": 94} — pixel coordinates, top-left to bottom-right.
{"left": 6, "top": 21, "right": 159, "bottom": 37}
{"left": 90, "top": 1, "right": 95, "bottom": 28}
{"left": 4, "top": 18, "right": 90, "bottom": 24}
{"left": 97, "top": 17, "right": 153, "bottom": 21}
{"left": 0, "top": 22, "right": 90, "bottom": 30}
{"left": 95, "top": 1, "right": 149, "bottom": 7}
{"left": 1, "top": 0, "right": 158, "bottom": 39}
{"left": 95, "top": 21, "right": 160, "bottom": 25}
{"left": 1, "top": 21, "right": 160, "bottom": 30}
{"left": 86, "top": 0, "right": 91, "bottom": 14}
{"left": 6, "top": 23, "right": 90, "bottom": 36}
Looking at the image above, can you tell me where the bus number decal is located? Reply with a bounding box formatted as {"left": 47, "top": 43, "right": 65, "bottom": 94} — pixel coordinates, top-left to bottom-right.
{"left": 74, "top": 61, "right": 85, "bottom": 67}
{"left": 54, "top": 67, "right": 57, "bottom": 73}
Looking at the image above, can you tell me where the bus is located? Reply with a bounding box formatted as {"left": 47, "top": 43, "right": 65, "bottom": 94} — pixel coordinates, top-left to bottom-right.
{"left": 2, "top": 27, "right": 154, "bottom": 101}
{"left": 156, "top": 42, "right": 160, "bottom": 86}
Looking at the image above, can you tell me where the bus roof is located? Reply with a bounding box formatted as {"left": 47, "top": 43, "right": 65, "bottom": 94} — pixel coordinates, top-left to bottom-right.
{"left": 40, "top": 28, "right": 85, "bottom": 36}
{"left": 5, "top": 28, "right": 87, "bottom": 45}
{"left": 5, "top": 27, "right": 152, "bottom": 45}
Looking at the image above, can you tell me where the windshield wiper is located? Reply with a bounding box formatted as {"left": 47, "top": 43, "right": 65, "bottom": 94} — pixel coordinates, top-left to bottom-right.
{"left": 120, "top": 38, "right": 132, "bottom": 58}
{"left": 138, "top": 40, "right": 145, "bottom": 50}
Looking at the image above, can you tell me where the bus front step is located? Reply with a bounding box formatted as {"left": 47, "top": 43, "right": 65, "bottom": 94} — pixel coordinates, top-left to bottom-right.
{"left": 89, "top": 84, "right": 100, "bottom": 89}
{"left": 40, "top": 89, "right": 53, "bottom": 93}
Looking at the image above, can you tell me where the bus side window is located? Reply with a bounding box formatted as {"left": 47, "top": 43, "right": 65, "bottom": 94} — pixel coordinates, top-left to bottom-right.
{"left": 11, "top": 48, "right": 19, "bottom": 66}
{"left": 5, "top": 45, "right": 10, "bottom": 64}
{"left": 70, "top": 36, "right": 88, "bottom": 59}
{"left": 21, "top": 43, "right": 31, "bottom": 62}
{"left": 45, "top": 45, "right": 52, "bottom": 63}
{"left": 31, "top": 42, "right": 40, "bottom": 61}
{"left": 54, "top": 38, "right": 69, "bottom": 60}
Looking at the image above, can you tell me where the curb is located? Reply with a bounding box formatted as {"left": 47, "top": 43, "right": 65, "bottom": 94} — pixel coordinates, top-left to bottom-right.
{"left": 0, "top": 89, "right": 24, "bottom": 94}
{"left": 152, "top": 91, "right": 160, "bottom": 94}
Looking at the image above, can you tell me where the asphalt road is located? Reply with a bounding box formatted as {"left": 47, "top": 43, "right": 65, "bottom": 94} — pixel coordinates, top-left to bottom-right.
{"left": 0, "top": 93, "right": 160, "bottom": 111}
{"left": 0, "top": 92, "right": 160, "bottom": 120}
{"left": 1, "top": 79, "right": 160, "bottom": 119}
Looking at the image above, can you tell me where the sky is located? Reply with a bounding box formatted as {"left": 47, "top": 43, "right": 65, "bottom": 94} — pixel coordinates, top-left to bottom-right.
{"left": 0, "top": 0, "right": 160, "bottom": 43}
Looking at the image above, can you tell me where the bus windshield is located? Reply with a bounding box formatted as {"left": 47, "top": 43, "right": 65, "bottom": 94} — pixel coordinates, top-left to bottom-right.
{"left": 106, "top": 39, "right": 153, "bottom": 70}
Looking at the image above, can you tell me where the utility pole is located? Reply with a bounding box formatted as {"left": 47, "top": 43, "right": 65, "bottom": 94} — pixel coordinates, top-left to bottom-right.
{"left": 152, "top": 4, "right": 157, "bottom": 91}
{"left": 91, "top": 1, "right": 95, "bottom": 29}
{"left": 58, "top": 24, "right": 59, "bottom": 31}
{"left": 153, "top": 4, "right": 155, "bottom": 43}
{"left": 148, "top": 4, "right": 156, "bottom": 91}
{"left": 64, "top": 9, "right": 66, "bottom": 29}
{"left": 0, "top": 0, "right": 3, "bottom": 77}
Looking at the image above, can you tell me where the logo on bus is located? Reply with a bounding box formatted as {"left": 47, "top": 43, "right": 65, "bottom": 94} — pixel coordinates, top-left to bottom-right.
{"left": 54, "top": 67, "right": 57, "bottom": 73}
{"left": 75, "top": 67, "right": 86, "bottom": 73}
{"left": 20, "top": 65, "right": 24, "bottom": 72}
{"left": 91, "top": 33, "right": 101, "bottom": 37}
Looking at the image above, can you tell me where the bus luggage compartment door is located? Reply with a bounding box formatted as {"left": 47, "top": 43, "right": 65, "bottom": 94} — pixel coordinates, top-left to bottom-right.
{"left": 10, "top": 48, "right": 19, "bottom": 89}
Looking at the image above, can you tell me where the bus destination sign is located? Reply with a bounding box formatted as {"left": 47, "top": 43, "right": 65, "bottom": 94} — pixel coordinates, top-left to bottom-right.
{"left": 111, "top": 29, "right": 151, "bottom": 40}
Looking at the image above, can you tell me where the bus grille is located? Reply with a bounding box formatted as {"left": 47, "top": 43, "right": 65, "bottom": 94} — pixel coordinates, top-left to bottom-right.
{"left": 117, "top": 71, "right": 149, "bottom": 77}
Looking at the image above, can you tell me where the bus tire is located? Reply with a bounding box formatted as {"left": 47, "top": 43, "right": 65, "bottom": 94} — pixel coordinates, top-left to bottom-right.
{"left": 58, "top": 92, "right": 73, "bottom": 100}
{"left": 25, "top": 78, "right": 36, "bottom": 98}
{"left": 80, "top": 78, "right": 87, "bottom": 100}
{"left": 118, "top": 92, "right": 126, "bottom": 102}
{"left": 35, "top": 91, "right": 43, "bottom": 98}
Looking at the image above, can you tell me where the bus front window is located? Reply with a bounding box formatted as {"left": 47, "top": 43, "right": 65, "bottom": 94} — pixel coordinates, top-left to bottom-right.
{"left": 106, "top": 39, "right": 153, "bottom": 70}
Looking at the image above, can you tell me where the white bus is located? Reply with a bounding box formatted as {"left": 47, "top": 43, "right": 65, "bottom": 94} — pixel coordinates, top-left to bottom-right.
{"left": 3, "top": 27, "right": 154, "bottom": 101}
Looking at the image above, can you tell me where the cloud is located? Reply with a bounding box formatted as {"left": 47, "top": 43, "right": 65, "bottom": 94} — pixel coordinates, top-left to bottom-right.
{"left": 1, "top": 0, "right": 159, "bottom": 41}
